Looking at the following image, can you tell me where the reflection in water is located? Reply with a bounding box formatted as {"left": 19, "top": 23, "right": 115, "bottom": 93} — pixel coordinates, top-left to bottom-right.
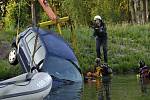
{"left": 46, "top": 82, "right": 83, "bottom": 100}
{"left": 82, "top": 75, "right": 150, "bottom": 100}
{"left": 139, "top": 66, "right": 150, "bottom": 94}
{"left": 83, "top": 77, "right": 111, "bottom": 100}
{"left": 99, "top": 76, "right": 111, "bottom": 100}
{"left": 139, "top": 76, "right": 150, "bottom": 93}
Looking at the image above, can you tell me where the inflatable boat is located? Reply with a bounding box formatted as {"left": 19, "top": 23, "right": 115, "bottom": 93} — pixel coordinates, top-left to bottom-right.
{"left": 0, "top": 72, "right": 52, "bottom": 100}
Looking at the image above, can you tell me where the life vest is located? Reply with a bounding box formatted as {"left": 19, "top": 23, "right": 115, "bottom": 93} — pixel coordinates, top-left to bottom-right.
{"left": 101, "top": 65, "right": 112, "bottom": 76}
{"left": 95, "top": 66, "right": 102, "bottom": 77}
{"left": 139, "top": 66, "right": 150, "bottom": 79}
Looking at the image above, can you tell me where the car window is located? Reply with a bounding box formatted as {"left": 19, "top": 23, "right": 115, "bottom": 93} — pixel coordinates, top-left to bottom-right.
{"left": 43, "top": 56, "right": 82, "bottom": 82}
{"left": 26, "top": 32, "right": 35, "bottom": 43}
{"left": 34, "top": 46, "right": 45, "bottom": 68}
{"left": 25, "top": 32, "right": 41, "bottom": 55}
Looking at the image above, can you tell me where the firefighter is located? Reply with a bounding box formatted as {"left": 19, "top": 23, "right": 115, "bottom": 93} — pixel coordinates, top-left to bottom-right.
{"left": 91, "top": 15, "right": 108, "bottom": 63}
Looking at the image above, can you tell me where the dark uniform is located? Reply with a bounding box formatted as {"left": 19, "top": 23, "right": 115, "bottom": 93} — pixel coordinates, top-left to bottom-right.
{"left": 92, "top": 20, "right": 108, "bottom": 63}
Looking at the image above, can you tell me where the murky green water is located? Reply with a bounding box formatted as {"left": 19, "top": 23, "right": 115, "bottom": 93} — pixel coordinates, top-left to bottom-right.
{"left": 81, "top": 75, "right": 150, "bottom": 100}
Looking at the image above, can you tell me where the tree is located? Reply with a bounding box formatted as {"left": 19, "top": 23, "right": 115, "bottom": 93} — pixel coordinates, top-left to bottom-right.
{"left": 143, "top": 0, "right": 149, "bottom": 23}
{"left": 129, "top": 0, "right": 149, "bottom": 24}
{"left": 0, "top": 0, "right": 9, "bottom": 19}
{"left": 4, "top": 0, "right": 31, "bottom": 29}
{"left": 1, "top": 0, "right": 149, "bottom": 29}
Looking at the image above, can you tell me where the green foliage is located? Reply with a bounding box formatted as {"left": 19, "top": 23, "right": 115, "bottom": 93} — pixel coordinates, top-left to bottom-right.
{"left": 4, "top": 0, "right": 17, "bottom": 30}
{"left": 4, "top": 0, "right": 31, "bottom": 30}
{"left": 0, "top": 60, "right": 22, "bottom": 80}
{"left": 2, "top": 0, "right": 148, "bottom": 29}
{"left": 0, "top": 29, "right": 16, "bottom": 42}
{"left": 56, "top": 0, "right": 131, "bottom": 24}
{"left": 61, "top": 0, "right": 88, "bottom": 24}
{"left": 0, "top": 0, "right": 150, "bottom": 77}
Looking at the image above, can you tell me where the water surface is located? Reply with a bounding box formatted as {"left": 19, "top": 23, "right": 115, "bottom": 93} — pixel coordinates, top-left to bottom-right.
{"left": 81, "top": 75, "right": 150, "bottom": 100}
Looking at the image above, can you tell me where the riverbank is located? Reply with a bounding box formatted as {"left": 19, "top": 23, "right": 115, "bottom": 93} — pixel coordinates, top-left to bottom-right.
{"left": 0, "top": 23, "right": 150, "bottom": 79}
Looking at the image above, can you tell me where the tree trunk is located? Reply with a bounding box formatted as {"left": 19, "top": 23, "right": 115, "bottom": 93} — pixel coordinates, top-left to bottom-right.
{"left": 143, "top": 0, "right": 149, "bottom": 23}
{"left": 134, "top": 0, "right": 141, "bottom": 24}
{"left": 129, "top": 0, "right": 149, "bottom": 24}
{"left": 129, "top": 0, "right": 136, "bottom": 23}
{"left": 140, "top": 0, "right": 144, "bottom": 24}
{"left": 31, "top": 0, "right": 37, "bottom": 27}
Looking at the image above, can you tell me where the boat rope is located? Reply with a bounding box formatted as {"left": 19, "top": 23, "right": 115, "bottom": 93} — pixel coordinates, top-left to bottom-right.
{"left": 29, "top": 0, "right": 39, "bottom": 73}
{"left": 31, "top": 27, "right": 39, "bottom": 72}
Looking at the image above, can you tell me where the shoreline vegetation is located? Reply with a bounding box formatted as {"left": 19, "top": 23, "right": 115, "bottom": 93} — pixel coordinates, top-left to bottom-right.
{"left": 0, "top": 23, "right": 150, "bottom": 79}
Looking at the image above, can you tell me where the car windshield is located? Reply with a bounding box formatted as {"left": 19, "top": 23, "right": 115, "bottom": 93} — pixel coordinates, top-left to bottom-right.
{"left": 43, "top": 56, "right": 82, "bottom": 82}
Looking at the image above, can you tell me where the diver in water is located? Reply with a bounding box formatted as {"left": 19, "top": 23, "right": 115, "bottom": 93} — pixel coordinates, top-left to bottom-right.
{"left": 93, "top": 58, "right": 103, "bottom": 78}
{"left": 139, "top": 60, "right": 150, "bottom": 93}
{"left": 98, "top": 63, "right": 112, "bottom": 100}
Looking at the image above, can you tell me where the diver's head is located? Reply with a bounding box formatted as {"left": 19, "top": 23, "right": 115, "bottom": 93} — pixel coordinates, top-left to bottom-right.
{"left": 139, "top": 60, "right": 145, "bottom": 68}
{"left": 95, "top": 58, "right": 101, "bottom": 65}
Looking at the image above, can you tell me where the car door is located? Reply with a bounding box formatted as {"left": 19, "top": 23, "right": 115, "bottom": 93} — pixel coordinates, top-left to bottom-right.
{"left": 25, "top": 30, "right": 45, "bottom": 71}
{"left": 18, "top": 29, "right": 37, "bottom": 72}
{"left": 18, "top": 30, "right": 32, "bottom": 72}
{"left": 33, "top": 44, "right": 46, "bottom": 70}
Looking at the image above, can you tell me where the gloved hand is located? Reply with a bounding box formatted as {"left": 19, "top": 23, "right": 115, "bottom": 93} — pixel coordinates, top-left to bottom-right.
{"left": 99, "top": 27, "right": 104, "bottom": 32}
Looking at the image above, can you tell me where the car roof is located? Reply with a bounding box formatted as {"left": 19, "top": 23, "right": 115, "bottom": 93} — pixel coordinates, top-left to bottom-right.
{"left": 30, "top": 27, "right": 78, "bottom": 62}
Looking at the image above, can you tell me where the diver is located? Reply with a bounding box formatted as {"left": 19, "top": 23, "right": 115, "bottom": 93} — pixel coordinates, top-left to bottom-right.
{"left": 93, "top": 58, "right": 103, "bottom": 78}
{"left": 84, "top": 66, "right": 95, "bottom": 82}
{"left": 95, "top": 58, "right": 112, "bottom": 100}
{"left": 84, "top": 58, "right": 102, "bottom": 82}
{"left": 139, "top": 60, "right": 150, "bottom": 93}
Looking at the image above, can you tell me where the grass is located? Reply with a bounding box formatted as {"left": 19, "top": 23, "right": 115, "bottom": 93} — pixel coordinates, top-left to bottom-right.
{"left": 0, "top": 29, "right": 22, "bottom": 80}
{"left": 0, "top": 60, "right": 22, "bottom": 80}
{"left": 0, "top": 29, "right": 16, "bottom": 42}
{"left": 0, "top": 23, "right": 150, "bottom": 79}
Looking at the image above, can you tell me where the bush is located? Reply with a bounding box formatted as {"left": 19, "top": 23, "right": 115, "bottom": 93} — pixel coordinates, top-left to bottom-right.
{"left": 4, "top": 0, "right": 31, "bottom": 30}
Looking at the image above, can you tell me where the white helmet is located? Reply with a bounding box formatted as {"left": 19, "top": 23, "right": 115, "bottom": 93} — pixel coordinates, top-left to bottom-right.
{"left": 94, "top": 15, "right": 102, "bottom": 20}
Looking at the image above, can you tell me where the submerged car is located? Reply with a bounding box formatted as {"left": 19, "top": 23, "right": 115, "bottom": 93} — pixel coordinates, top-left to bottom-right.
{"left": 8, "top": 27, "right": 83, "bottom": 99}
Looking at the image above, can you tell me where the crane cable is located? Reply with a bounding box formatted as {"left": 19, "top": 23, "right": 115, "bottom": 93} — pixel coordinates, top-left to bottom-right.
{"left": 16, "top": 1, "right": 21, "bottom": 46}
{"left": 30, "top": 0, "right": 38, "bottom": 73}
